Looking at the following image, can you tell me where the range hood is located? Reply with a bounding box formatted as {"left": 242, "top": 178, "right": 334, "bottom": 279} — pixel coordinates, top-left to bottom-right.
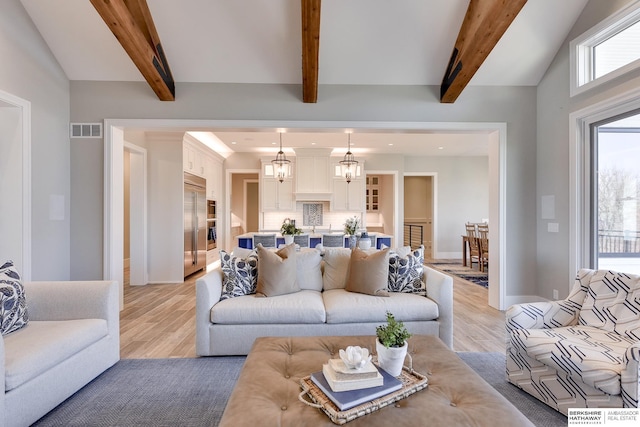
{"left": 293, "top": 148, "right": 333, "bottom": 201}
{"left": 294, "top": 192, "right": 332, "bottom": 201}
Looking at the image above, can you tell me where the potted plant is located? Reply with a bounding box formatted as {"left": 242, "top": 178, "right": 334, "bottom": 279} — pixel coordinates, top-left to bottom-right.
{"left": 343, "top": 216, "right": 361, "bottom": 249}
{"left": 280, "top": 218, "right": 301, "bottom": 244}
{"left": 375, "top": 311, "right": 411, "bottom": 377}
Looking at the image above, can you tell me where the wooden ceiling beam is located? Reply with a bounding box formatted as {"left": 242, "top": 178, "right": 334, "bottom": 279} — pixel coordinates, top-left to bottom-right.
{"left": 440, "top": 0, "right": 527, "bottom": 103}
{"left": 301, "top": 0, "right": 321, "bottom": 103}
{"left": 91, "top": 0, "right": 175, "bottom": 101}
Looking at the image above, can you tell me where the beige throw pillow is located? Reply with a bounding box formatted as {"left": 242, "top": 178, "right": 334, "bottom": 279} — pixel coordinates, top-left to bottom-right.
{"left": 322, "top": 248, "right": 352, "bottom": 290}
{"left": 256, "top": 243, "right": 299, "bottom": 297}
{"left": 345, "top": 247, "right": 390, "bottom": 297}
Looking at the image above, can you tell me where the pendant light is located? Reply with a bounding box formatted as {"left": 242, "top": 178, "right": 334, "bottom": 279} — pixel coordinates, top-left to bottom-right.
{"left": 271, "top": 132, "right": 291, "bottom": 183}
{"left": 339, "top": 133, "right": 359, "bottom": 184}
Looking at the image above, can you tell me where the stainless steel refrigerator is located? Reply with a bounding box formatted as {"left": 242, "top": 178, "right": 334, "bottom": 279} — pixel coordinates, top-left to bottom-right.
{"left": 184, "top": 172, "right": 207, "bottom": 277}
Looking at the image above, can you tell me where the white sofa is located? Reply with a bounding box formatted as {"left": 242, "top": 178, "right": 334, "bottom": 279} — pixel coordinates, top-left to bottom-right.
{"left": 196, "top": 247, "right": 453, "bottom": 356}
{"left": 0, "top": 280, "right": 120, "bottom": 427}
{"left": 506, "top": 268, "right": 640, "bottom": 414}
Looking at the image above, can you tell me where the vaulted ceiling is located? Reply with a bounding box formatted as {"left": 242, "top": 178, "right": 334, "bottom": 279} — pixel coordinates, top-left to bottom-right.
{"left": 20, "top": 0, "right": 589, "bottom": 155}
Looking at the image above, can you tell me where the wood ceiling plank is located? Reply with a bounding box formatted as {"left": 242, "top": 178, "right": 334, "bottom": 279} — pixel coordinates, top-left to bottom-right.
{"left": 440, "top": 0, "right": 527, "bottom": 103}
{"left": 91, "top": 0, "right": 175, "bottom": 101}
{"left": 301, "top": 0, "right": 321, "bottom": 103}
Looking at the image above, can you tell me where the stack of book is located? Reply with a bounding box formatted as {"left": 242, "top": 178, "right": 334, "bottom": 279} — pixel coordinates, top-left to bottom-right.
{"left": 311, "top": 362, "right": 403, "bottom": 411}
{"left": 322, "top": 358, "right": 383, "bottom": 392}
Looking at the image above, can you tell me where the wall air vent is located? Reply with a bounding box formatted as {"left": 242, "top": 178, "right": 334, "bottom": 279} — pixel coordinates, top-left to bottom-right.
{"left": 70, "top": 123, "right": 102, "bottom": 138}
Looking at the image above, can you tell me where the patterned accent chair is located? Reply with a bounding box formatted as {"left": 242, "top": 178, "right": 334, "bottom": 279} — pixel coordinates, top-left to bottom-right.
{"left": 506, "top": 269, "right": 640, "bottom": 414}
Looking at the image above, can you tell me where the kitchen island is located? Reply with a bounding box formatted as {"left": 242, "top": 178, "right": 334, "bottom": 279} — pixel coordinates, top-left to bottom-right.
{"left": 236, "top": 232, "right": 392, "bottom": 249}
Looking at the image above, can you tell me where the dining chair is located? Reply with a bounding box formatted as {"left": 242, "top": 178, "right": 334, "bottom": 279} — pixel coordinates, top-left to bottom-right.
{"left": 477, "top": 224, "right": 489, "bottom": 272}
{"left": 321, "top": 234, "right": 345, "bottom": 248}
{"left": 465, "top": 223, "right": 481, "bottom": 270}
{"left": 293, "top": 234, "right": 310, "bottom": 248}
{"left": 252, "top": 233, "right": 277, "bottom": 248}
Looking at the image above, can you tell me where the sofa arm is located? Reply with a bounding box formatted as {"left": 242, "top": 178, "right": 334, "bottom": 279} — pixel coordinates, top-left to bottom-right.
{"left": 423, "top": 266, "right": 453, "bottom": 349}
{"left": 24, "top": 280, "right": 120, "bottom": 342}
{"left": 622, "top": 342, "right": 640, "bottom": 409}
{"left": 195, "top": 269, "right": 224, "bottom": 356}
{"left": 505, "top": 300, "right": 580, "bottom": 335}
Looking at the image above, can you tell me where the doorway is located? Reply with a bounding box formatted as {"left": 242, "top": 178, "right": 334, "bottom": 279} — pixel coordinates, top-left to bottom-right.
{"left": 105, "top": 120, "right": 507, "bottom": 310}
{"left": 403, "top": 175, "right": 433, "bottom": 257}
{"left": 0, "top": 90, "right": 31, "bottom": 280}
{"left": 228, "top": 171, "right": 260, "bottom": 245}
{"left": 244, "top": 180, "right": 259, "bottom": 233}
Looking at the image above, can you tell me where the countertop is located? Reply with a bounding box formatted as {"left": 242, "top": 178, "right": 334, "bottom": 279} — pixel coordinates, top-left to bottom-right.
{"left": 235, "top": 232, "right": 392, "bottom": 239}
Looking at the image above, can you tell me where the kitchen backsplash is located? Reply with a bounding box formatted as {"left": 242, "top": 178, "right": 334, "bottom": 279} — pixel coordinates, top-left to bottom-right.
{"left": 262, "top": 201, "right": 363, "bottom": 232}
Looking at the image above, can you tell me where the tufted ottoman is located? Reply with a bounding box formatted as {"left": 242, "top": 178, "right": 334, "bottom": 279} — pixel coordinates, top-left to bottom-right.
{"left": 218, "top": 335, "right": 533, "bottom": 426}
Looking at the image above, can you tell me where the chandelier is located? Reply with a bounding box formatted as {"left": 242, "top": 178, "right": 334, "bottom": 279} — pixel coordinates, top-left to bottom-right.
{"left": 339, "top": 133, "right": 359, "bottom": 184}
{"left": 271, "top": 132, "right": 291, "bottom": 183}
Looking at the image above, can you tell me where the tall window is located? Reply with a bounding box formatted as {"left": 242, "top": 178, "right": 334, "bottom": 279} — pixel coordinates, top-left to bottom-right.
{"left": 591, "top": 111, "right": 640, "bottom": 274}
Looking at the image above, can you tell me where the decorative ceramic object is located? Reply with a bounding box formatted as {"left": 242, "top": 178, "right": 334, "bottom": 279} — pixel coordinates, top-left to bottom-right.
{"left": 348, "top": 235, "right": 357, "bottom": 250}
{"left": 339, "top": 346, "right": 372, "bottom": 370}
{"left": 284, "top": 235, "right": 294, "bottom": 245}
{"left": 358, "top": 232, "right": 371, "bottom": 250}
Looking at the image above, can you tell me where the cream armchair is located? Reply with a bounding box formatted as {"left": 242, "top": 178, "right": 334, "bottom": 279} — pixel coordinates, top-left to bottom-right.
{"left": 506, "top": 269, "right": 640, "bottom": 415}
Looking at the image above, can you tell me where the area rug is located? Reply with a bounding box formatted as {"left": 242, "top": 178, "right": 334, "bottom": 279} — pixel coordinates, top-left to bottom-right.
{"left": 32, "top": 353, "right": 566, "bottom": 427}
{"left": 428, "top": 262, "right": 489, "bottom": 288}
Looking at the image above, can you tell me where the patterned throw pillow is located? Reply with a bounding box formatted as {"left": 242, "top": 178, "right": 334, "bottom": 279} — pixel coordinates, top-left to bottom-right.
{"left": 387, "top": 245, "right": 425, "bottom": 294}
{"left": 0, "top": 260, "right": 29, "bottom": 335}
{"left": 219, "top": 249, "right": 258, "bottom": 300}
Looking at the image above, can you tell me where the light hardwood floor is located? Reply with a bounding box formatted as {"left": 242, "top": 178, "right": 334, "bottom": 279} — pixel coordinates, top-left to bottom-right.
{"left": 120, "top": 261, "right": 505, "bottom": 359}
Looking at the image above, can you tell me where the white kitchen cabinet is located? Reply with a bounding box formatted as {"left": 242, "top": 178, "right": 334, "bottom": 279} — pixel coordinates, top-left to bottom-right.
{"left": 366, "top": 175, "right": 380, "bottom": 212}
{"left": 205, "top": 156, "right": 223, "bottom": 201}
{"left": 295, "top": 150, "right": 331, "bottom": 195}
{"left": 332, "top": 178, "right": 364, "bottom": 211}
{"left": 261, "top": 160, "right": 294, "bottom": 211}
{"left": 183, "top": 139, "right": 206, "bottom": 177}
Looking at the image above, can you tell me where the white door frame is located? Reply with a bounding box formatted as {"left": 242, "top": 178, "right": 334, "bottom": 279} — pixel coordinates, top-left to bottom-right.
{"left": 365, "top": 170, "right": 400, "bottom": 248}
{"left": 570, "top": 86, "right": 640, "bottom": 282}
{"left": 244, "top": 178, "right": 259, "bottom": 233}
{"left": 124, "top": 142, "right": 148, "bottom": 287}
{"left": 104, "top": 119, "right": 507, "bottom": 309}
{"left": 225, "top": 169, "right": 260, "bottom": 250}
{"left": 403, "top": 173, "right": 437, "bottom": 257}
{"left": 0, "top": 89, "right": 31, "bottom": 280}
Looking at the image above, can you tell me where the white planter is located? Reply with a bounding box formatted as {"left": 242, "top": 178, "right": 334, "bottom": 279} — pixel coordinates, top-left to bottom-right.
{"left": 283, "top": 235, "right": 294, "bottom": 245}
{"left": 375, "top": 339, "right": 408, "bottom": 377}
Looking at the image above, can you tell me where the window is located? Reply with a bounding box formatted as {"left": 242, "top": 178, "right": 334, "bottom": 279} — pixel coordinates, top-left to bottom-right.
{"left": 590, "top": 111, "right": 640, "bottom": 274}
{"left": 571, "top": 2, "right": 640, "bottom": 96}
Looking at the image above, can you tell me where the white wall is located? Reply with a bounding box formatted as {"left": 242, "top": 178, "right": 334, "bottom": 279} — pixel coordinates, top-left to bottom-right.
{"left": 536, "top": 0, "right": 639, "bottom": 300}
{"left": 146, "top": 133, "right": 184, "bottom": 283}
{"left": 405, "top": 156, "right": 489, "bottom": 256}
{"left": 1, "top": 0, "right": 70, "bottom": 279}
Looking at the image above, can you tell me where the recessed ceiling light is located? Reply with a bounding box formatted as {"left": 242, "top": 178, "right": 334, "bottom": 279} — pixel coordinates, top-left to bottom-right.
{"left": 388, "top": 143, "right": 393, "bottom": 146}
{"left": 311, "top": 142, "right": 316, "bottom": 145}
{"left": 272, "top": 142, "right": 276, "bottom": 145}
{"left": 438, "top": 146, "right": 444, "bottom": 150}
{"left": 231, "top": 141, "right": 237, "bottom": 145}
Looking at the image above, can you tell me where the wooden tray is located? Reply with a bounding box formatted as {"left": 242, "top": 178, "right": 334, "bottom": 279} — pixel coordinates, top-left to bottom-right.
{"left": 299, "top": 366, "right": 428, "bottom": 425}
